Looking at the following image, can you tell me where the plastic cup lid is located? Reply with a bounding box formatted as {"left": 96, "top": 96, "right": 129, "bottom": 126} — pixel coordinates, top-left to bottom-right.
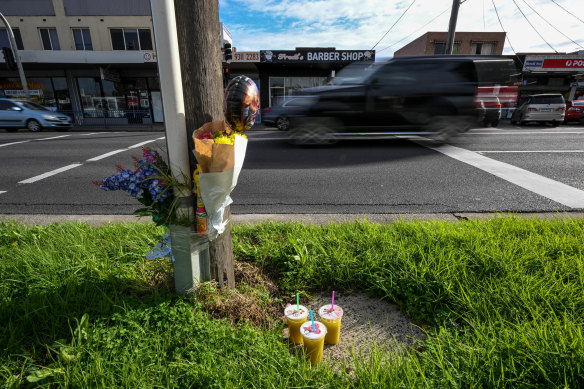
{"left": 300, "top": 321, "right": 327, "bottom": 340}
{"left": 319, "top": 304, "right": 343, "bottom": 320}
{"left": 284, "top": 304, "right": 309, "bottom": 319}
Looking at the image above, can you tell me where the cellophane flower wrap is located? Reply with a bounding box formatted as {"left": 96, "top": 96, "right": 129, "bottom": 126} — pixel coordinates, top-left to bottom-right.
{"left": 192, "top": 121, "right": 248, "bottom": 240}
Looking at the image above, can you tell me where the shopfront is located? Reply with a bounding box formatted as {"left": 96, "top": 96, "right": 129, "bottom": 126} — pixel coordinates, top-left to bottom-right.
{"left": 521, "top": 53, "right": 584, "bottom": 101}
{"left": 226, "top": 47, "right": 375, "bottom": 111}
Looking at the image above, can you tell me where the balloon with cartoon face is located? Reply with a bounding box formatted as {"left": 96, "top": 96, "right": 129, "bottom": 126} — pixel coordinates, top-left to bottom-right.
{"left": 223, "top": 75, "right": 260, "bottom": 133}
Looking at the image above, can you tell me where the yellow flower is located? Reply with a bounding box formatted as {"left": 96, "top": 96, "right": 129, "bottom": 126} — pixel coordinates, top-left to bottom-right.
{"left": 12, "top": 241, "right": 18, "bottom": 246}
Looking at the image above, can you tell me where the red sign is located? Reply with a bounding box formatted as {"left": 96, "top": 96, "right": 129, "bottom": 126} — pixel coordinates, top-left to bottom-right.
{"left": 542, "top": 59, "right": 584, "bottom": 68}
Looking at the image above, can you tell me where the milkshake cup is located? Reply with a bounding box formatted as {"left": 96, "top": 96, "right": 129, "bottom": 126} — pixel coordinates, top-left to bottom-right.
{"left": 300, "top": 321, "right": 327, "bottom": 364}
{"left": 284, "top": 304, "right": 308, "bottom": 344}
{"left": 318, "top": 304, "right": 343, "bottom": 345}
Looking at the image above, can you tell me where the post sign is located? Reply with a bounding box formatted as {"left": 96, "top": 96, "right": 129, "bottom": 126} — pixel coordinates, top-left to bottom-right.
{"left": 260, "top": 49, "right": 375, "bottom": 63}
{"left": 524, "top": 55, "right": 584, "bottom": 71}
{"left": 543, "top": 59, "right": 584, "bottom": 68}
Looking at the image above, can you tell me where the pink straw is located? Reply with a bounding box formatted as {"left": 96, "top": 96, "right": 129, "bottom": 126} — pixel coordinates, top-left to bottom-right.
{"left": 330, "top": 290, "right": 335, "bottom": 312}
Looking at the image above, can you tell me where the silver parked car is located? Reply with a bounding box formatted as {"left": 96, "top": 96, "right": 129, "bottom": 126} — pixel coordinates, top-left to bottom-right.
{"left": 511, "top": 94, "right": 565, "bottom": 126}
{"left": 0, "top": 98, "right": 73, "bottom": 132}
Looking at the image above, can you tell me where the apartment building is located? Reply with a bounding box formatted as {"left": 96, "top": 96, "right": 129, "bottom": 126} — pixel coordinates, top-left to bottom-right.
{"left": 0, "top": 0, "right": 162, "bottom": 124}
{"left": 394, "top": 31, "right": 506, "bottom": 57}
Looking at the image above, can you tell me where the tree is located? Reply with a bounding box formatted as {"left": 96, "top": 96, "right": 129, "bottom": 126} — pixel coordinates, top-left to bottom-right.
{"left": 174, "top": 0, "right": 235, "bottom": 288}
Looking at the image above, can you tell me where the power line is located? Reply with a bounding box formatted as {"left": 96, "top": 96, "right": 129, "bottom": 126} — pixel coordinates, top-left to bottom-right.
{"left": 511, "top": 0, "right": 557, "bottom": 52}
{"left": 376, "top": 6, "right": 450, "bottom": 53}
{"left": 483, "top": 0, "right": 486, "bottom": 31}
{"left": 521, "top": 0, "right": 584, "bottom": 49}
{"left": 371, "top": 0, "right": 417, "bottom": 50}
{"left": 550, "top": 0, "right": 584, "bottom": 25}
{"left": 491, "top": 0, "right": 523, "bottom": 65}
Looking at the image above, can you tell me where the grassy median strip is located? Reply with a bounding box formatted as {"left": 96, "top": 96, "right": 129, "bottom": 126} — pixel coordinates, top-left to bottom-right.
{"left": 0, "top": 217, "right": 583, "bottom": 387}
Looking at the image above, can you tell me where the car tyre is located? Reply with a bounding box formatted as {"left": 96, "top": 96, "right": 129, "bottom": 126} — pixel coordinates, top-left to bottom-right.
{"left": 276, "top": 116, "right": 289, "bottom": 131}
{"left": 26, "top": 119, "right": 42, "bottom": 132}
{"left": 288, "top": 117, "right": 338, "bottom": 146}
{"left": 426, "top": 116, "right": 468, "bottom": 143}
{"left": 551, "top": 120, "right": 560, "bottom": 127}
{"left": 490, "top": 119, "right": 499, "bottom": 127}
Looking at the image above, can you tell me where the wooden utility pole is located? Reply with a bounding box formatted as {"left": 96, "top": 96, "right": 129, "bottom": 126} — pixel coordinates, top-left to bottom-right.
{"left": 174, "top": 0, "right": 235, "bottom": 288}
{"left": 445, "top": 0, "right": 461, "bottom": 55}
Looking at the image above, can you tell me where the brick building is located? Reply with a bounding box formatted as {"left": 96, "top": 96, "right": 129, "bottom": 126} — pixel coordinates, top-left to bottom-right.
{"left": 394, "top": 31, "right": 506, "bottom": 57}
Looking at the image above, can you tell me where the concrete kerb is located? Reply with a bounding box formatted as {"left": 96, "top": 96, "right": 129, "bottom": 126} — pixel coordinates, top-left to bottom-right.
{"left": 2, "top": 212, "right": 583, "bottom": 226}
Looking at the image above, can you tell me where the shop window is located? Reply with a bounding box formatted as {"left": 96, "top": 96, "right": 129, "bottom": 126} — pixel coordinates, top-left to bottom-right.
{"left": 110, "top": 28, "right": 153, "bottom": 51}
{"left": 52, "top": 77, "right": 72, "bottom": 112}
{"left": 269, "top": 77, "right": 326, "bottom": 106}
{"left": 40, "top": 28, "right": 60, "bottom": 50}
{"left": 77, "top": 77, "right": 103, "bottom": 117}
{"left": 0, "top": 28, "right": 24, "bottom": 50}
{"left": 101, "top": 79, "right": 126, "bottom": 117}
{"left": 72, "top": 28, "right": 93, "bottom": 51}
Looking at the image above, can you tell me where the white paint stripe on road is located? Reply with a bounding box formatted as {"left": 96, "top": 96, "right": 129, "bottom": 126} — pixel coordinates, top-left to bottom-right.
{"left": 0, "top": 140, "right": 30, "bottom": 148}
{"left": 468, "top": 131, "right": 584, "bottom": 135}
{"left": 86, "top": 149, "right": 127, "bottom": 162}
{"left": 476, "top": 150, "right": 584, "bottom": 153}
{"left": 0, "top": 191, "right": 6, "bottom": 195}
{"left": 35, "top": 135, "right": 71, "bottom": 141}
{"left": 18, "top": 164, "right": 82, "bottom": 184}
{"left": 78, "top": 132, "right": 101, "bottom": 136}
{"left": 126, "top": 137, "right": 166, "bottom": 149}
{"left": 405, "top": 137, "right": 584, "bottom": 209}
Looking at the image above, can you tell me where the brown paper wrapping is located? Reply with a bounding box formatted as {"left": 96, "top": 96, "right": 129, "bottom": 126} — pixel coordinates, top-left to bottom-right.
{"left": 192, "top": 121, "right": 235, "bottom": 173}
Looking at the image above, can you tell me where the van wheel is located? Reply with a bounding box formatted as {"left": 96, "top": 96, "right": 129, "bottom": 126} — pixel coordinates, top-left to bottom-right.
{"left": 288, "top": 118, "right": 338, "bottom": 145}
{"left": 26, "top": 119, "right": 42, "bottom": 132}
{"left": 490, "top": 119, "right": 499, "bottom": 127}
{"left": 426, "top": 116, "right": 468, "bottom": 143}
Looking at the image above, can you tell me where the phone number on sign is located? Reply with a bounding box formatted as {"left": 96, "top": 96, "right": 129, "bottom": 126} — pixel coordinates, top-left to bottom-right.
{"left": 233, "top": 52, "right": 260, "bottom": 62}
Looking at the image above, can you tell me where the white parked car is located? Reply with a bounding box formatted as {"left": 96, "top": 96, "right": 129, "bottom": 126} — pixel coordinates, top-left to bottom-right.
{"left": 510, "top": 94, "right": 566, "bottom": 126}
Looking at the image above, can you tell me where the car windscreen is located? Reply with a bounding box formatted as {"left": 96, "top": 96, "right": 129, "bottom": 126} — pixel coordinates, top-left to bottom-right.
{"left": 328, "top": 63, "right": 379, "bottom": 85}
{"left": 530, "top": 96, "right": 565, "bottom": 104}
{"left": 16, "top": 101, "right": 50, "bottom": 111}
{"left": 572, "top": 101, "right": 584, "bottom": 106}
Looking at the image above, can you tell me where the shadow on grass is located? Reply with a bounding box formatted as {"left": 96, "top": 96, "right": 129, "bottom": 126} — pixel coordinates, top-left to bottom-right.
{"left": 1, "top": 266, "right": 177, "bottom": 361}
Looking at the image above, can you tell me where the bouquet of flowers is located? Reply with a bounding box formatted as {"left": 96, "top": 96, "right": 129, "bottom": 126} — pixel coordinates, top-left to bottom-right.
{"left": 93, "top": 146, "right": 183, "bottom": 226}
{"left": 192, "top": 75, "right": 259, "bottom": 240}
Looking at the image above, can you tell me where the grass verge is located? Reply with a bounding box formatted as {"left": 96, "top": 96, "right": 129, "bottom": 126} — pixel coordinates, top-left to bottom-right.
{"left": 1, "top": 216, "right": 583, "bottom": 387}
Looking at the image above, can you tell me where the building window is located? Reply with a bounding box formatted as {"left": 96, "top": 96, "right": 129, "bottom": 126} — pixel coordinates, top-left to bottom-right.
{"left": 39, "top": 28, "right": 60, "bottom": 50}
{"left": 72, "top": 28, "right": 93, "bottom": 50}
{"left": 471, "top": 42, "right": 495, "bottom": 55}
{"left": 110, "top": 28, "right": 153, "bottom": 51}
{"left": 0, "top": 28, "right": 24, "bottom": 50}
{"left": 269, "top": 77, "right": 326, "bottom": 106}
{"left": 433, "top": 42, "right": 460, "bottom": 55}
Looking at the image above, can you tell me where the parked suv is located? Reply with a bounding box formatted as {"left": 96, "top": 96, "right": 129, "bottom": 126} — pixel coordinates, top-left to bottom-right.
{"left": 0, "top": 98, "right": 73, "bottom": 132}
{"left": 510, "top": 94, "right": 566, "bottom": 126}
{"left": 287, "top": 56, "right": 518, "bottom": 144}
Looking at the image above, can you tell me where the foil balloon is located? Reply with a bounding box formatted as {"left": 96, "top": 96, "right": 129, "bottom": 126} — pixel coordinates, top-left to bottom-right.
{"left": 223, "top": 75, "right": 260, "bottom": 132}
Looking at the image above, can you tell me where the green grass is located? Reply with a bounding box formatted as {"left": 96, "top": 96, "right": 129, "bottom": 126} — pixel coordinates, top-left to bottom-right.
{"left": 1, "top": 217, "right": 583, "bottom": 387}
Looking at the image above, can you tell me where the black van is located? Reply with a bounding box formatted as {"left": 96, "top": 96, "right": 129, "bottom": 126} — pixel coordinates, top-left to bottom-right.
{"left": 288, "top": 55, "right": 518, "bottom": 144}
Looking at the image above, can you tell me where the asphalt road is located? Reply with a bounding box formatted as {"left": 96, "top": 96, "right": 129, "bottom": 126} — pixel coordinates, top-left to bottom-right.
{"left": 1, "top": 123, "right": 584, "bottom": 219}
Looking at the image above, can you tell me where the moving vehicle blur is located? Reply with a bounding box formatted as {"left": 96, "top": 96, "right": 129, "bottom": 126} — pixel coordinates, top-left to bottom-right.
{"left": 287, "top": 55, "right": 518, "bottom": 145}
{"left": 0, "top": 98, "right": 73, "bottom": 132}
{"left": 510, "top": 94, "right": 566, "bottom": 126}
{"left": 563, "top": 100, "right": 584, "bottom": 123}
{"left": 262, "top": 96, "right": 315, "bottom": 131}
{"left": 475, "top": 95, "right": 501, "bottom": 127}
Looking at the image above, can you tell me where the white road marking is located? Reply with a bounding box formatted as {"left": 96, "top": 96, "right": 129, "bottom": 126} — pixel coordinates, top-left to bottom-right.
{"left": 476, "top": 150, "right": 584, "bottom": 153}
{"left": 18, "top": 164, "right": 83, "bottom": 184}
{"left": 0, "top": 191, "right": 6, "bottom": 194}
{"left": 35, "top": 135, "right": 71, "bottom": 141}
{"left": 468, "top": 131, "right": 584, "bottom": 135}
{"left": 404, "top": 136, "right": 584, "bottom": 209}
{"left": 127, "top": 137, "right": 165, "bottom": 149}
{"left": 78, "top": 132, "right": 101, "bottom": 136}
{"left": 0, "top": 140, "right": 30, "bottom": 148}
{"left": 86, "top": 149, "right": 127, "bottom": 162}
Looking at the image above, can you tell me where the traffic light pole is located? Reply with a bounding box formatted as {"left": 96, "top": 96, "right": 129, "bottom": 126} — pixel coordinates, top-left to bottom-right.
{"left": 0, "top": 12, "right": 29, "bottom": 98}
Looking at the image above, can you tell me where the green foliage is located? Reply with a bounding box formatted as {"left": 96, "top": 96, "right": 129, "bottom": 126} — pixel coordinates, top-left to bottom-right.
{"left": 1, "top": 216, "right": 583, "bottom": 387}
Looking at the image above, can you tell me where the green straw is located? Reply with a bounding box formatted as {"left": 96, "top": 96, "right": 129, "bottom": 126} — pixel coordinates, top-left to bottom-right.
{"left": 296, "top": 293, "right": 299, "bottom": 313}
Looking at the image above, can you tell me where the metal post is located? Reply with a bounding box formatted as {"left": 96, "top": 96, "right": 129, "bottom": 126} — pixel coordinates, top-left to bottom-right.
{"left": 445, "top": 0, "right": 461, "bottom": 55}
{"left": 0, "top": 12, "right": 29, "bottom": 98}
{"left": 150, "top": 0, "right": 209, "bottom": 294}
